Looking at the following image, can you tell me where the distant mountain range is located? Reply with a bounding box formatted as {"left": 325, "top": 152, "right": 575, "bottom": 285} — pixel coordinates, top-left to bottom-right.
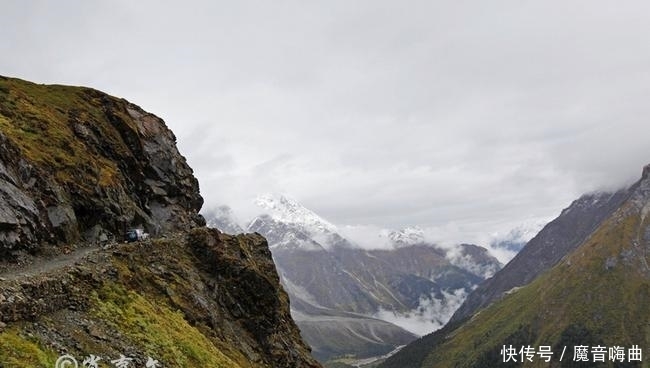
{"left": 489, "top": 220, "right": 547, "bottom": 253}
{"left": 450, "top": 188, "right": 631, "bottom": 324}
{"left": 380, "top": 166, "right": 649, "bottom": 368}
{"left": 205, "top": 194, "right": 503, "bottom": 363}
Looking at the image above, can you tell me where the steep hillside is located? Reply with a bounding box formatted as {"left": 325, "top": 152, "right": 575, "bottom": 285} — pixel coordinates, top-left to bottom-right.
{"left": 0, "top": 76, "right": 320, "bottom": 368}
{"left": 451, "top": 188, "right": 631, "bottom": 323}
{"left": 0, "top": 228, "right": 320, "bottom": 368}
{"left": 0, "top": 76, "right": 204, "bottom": 256}
{"left": 381, "top": 164, "right": 650, "bottom": 368}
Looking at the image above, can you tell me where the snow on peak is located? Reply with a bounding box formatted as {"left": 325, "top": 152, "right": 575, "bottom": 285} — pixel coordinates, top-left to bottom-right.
{"left": 490, "top": 220, "right": 546, "bottom": 246}
{"left": 384, "top": 226, "right": 425, "bottom": 246}
{"left": 488, "top": 219, "right": 548, "bottom": 257}
{"left": 255, "top": 193, "right": 338, "bottom": 234}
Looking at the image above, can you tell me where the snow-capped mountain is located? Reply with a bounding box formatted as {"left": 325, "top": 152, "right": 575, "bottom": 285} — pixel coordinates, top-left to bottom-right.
{"left": 489, "top": 219, "right": 547, "bottom": 253}
{"left": 247, "top": 214, "right": 326, "bottom": 251}
{"left": 382, "top": 226, "right": 425, "bottom": 246}
{"left": 252, "top": 193, "right": 351, "bottom": 250}
{"left": 380, "top": 226, "right": 501, "bottom": 279}
{"left": 255, "top": 193, "right": 338, "bottom": 233}
{"left": 205, "top": 195, "right": 503, "bottom": 363}
{"left": 448, "top": 244, "right": 502, "bottom": 279}
{"left": 247, "top": 195, "right": 501, "bottom": 313}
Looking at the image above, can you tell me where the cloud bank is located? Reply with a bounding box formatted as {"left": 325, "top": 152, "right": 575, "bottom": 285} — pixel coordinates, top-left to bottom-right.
{"left": 374, "top": 289, "right": 468, "bottom": 336}
{"left": 1, "top": 1, "right": 649, "bottom": 236}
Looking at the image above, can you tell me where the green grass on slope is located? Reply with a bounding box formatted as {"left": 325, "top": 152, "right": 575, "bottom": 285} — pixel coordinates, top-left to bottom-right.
{"left": 0, "top": 328, "right": 58, "bottom": 368}
{"left": 92, "top": 282, "right": 243, "bottom": 368}
{"left": 421, "top": 207, "right": 650, "bottom": 368}
{"left": 0, "top": 275, "right": 246, "bottom": 368}
{"left": 0, "top": 76, "right": 137, "bottom": 190}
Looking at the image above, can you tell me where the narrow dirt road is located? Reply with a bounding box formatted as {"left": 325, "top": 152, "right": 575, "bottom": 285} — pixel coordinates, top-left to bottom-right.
{"left": 0, "top": 245, "right": 102, "bottom": 281}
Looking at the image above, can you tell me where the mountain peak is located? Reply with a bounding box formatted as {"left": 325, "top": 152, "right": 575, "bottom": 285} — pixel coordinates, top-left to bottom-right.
{"left": 255, "top": 193, "right": 338, "bottom": 234}
{"left": 384, "top": 226, "right": 425, "bottom": 246}
{"left": 642, "top": 163, "right": 650, "bottom": 180}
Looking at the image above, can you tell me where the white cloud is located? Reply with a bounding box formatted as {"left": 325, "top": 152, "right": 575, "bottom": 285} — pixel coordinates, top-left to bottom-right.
{"left": 340, "top": 215, "right": 549, "bottom": 264}
{"left": 374, "top": 289, "right": 468, "bottom": 337}
{"left": 339, "top": 224, "right": 393, "bottom": 250}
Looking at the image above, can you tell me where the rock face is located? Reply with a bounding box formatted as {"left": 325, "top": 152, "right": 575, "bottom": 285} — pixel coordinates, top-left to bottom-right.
{"left": 0, "top": 229, "right": 320, "bottom": 367}
{"left": 0, "top": 76, "right": 321, "bottom": 368}
{"left": 0, "top": 76, "right": 204, "bottom": 255}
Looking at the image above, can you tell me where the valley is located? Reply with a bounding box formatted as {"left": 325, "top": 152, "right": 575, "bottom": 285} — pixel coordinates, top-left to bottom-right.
{"left": 206, "top": 194, "right": 504, "bottom": 365}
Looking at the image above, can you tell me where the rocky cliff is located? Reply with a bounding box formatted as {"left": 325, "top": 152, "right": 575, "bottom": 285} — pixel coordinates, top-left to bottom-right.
{"left": 0, "top": 76, "right": 204, "bottom": 256}
{"left": 0, "top": 76, "right": 320, "bottom": 368}
{"left": 0, "top": 229, "right": 320, "bottom": 367}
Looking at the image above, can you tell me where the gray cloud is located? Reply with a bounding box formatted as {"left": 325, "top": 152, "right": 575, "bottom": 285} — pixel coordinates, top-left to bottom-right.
{"left": 2, "top": 1, "right": 650, "bottom": 241}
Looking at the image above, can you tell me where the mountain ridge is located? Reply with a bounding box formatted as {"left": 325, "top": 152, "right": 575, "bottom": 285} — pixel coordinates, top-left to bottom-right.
{"left": 380, "top": 164, "right": 650, "bottom": 368}
{"left": 450, "top": 187, "right": 632, "bottom": 323}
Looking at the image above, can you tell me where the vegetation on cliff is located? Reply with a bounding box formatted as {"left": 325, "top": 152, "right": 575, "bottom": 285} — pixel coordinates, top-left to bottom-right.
{"left": 0, "top": 76, "right": 203, "bottom": 254}
{"left": 0, "top": 229, "right": 320, "bottom": 367}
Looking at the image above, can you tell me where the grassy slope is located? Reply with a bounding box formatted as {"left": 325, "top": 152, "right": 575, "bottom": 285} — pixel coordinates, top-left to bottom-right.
{"left": 0, "top": 284, "right": 243, "bottom": 368}
{"left": 416, "top": 204, "right": 650, "bottom": 367}
{"left": 0, "top": 329, "right": 58, "bottom": 367}
{"left": 92, "top": 283, "right": 242, "bottom": 368}
{"left": 0, "top": 76, "right": 136, "bottom": 190}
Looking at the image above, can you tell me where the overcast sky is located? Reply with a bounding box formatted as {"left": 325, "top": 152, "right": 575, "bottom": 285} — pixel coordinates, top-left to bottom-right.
{"left": 2, "top": 1, "right": 650, "bottom": 245}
